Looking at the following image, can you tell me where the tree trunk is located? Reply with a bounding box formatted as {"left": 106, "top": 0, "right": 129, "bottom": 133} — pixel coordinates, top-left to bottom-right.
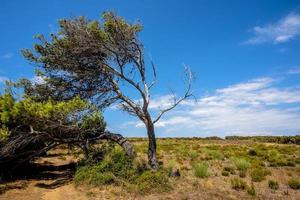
{"left": 146, "top": 121, "right": 159, "bottom": 169}
{"left": 100, "top": 131, "right": 136, "bottom": 157}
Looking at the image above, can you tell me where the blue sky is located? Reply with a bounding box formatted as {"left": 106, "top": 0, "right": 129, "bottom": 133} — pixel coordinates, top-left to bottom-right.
{"left": 1, "top": 0, "right": 300, "bottom": 137}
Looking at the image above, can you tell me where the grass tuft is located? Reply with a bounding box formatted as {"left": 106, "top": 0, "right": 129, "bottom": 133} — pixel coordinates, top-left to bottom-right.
{"left": 288, "top": 179, "right": 300, "bottom": 190}
{"left": 230, "top": 177, "right": 247, "bottom": 190}
{"left": 193, "top": 162, "right": 209, "bottom": 178}
{"left": 268, "top": 180, "right": 279, "bottom": 190}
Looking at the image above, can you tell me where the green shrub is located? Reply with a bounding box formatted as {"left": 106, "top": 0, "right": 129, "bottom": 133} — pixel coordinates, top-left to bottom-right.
{"left": 248, "top": 149, "right": 257, "bottom": 156}
{"left": 189, "top": 151, "right": 198, "bottom": 161}
{"left": 250, "top": 168, "right": 270, "bottom": 182}
{"left": 134, "top": 170, "right": 171, "bottom": 194}
{"left": 232, "top": 158, "right": 251, "bottom": 177}
{"left": 74, "top": 168, "right": 116, "bottom": 186}
{"left": 193, "top": 162, "right": 209, "bottom": 178}
{"left": 223, "top": 166, "right": 235, "bottom": 174}
{"left": 288, "top": 179, "right": 300, "bottom": 190}
{"left": 231, "top": 178, "right": 247, "bottom": 190}
{"left": 232, "top": 158, "right": 250, "bottom": 172}
{"left": 247, "top": 184, "right": 256, "bottom": 196}
{"left": 222, "top": 171, "right": 230, "bottom": 176}
{"left": 205, "top": 149, "right": 224, "bottom": 160}
{"left": 75, "top": 147, "right": 171, "bottom": 194}
{"left": 268, "top": 180, "right": 279, "bottom": 190}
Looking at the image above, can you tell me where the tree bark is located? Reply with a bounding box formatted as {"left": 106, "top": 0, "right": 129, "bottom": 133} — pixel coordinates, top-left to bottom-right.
{"left": 99, "top": 131, "right": 136, "bottom": 157}
{"left": 146, "top": 121, "right": 159, "bottom": 169}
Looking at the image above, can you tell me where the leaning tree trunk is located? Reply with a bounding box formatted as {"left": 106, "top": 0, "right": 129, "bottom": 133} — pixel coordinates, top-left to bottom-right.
{"left": 99, "top": 131, "right": 136, "bottom": 157}
{"left": 146, "top": 121, "right": 159, "bottom": 169}
{"left": 0, "top": 131, "right": 136, "bottom": 176}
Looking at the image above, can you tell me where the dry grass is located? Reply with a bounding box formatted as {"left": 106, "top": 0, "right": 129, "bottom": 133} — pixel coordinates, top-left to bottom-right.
{"left": 1, "top": 138, "right": 300, "bottom": 200}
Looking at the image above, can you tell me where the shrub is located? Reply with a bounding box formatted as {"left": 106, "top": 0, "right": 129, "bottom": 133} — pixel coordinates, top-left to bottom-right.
{"left": 247, "top": 184, "right": 256, "bottom": 196}
{"left": 223, "top": 166, "right": 235, "bottom": 174}
{"left": 250, "top": 168, "right": 270, "bottom": 182}
{"left": 232, "top": 158, "right": 250, "bottom": 177}
{"left": 288, "top": 179, "right": 300, "bottom": 190}
{"left": 268, "top": 180, "right": 279, "bottom": 190}
{"left": 193, "top": 162, "right": 209, "bottom": 178}
{"left": 232, "top": 158, "right": 250, "bottom": 172}
{"left": 231, "top": 178, "right": 247, "bottom": 190}
{"left": 134, "top": 170, "right": 171, "bottom": 194}
{"left": 75, "top": 148, "right": 135, "bottom": 185}
{"left": 248, "top": 149, "right": 257, "bottom": 156}
{"left": 189, "top": 151, "right": 198, "bottom": 161}
{"left": 222, "top": 171, "right": 229, "bottom": 176}
{"left": 74, "top": 168, "right": 116, "bottom": 186}
{"left": 205, "top": 149, "right": 224, "bottom": 160}
{"left": 74, "top": 147, "right": 171, "bottom": 194}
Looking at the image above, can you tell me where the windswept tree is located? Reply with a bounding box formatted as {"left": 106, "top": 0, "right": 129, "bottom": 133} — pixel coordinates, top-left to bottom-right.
{"left": 22, "top": 12, "right": 193, "bottom": 168}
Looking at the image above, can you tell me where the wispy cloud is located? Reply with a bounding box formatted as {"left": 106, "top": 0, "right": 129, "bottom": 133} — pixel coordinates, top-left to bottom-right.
{"left": 0, "top": 53, "right": 14, "bottom": 59}
{"left": 122, "top": 76, "right": 300, "bottom": 137}
{"left": 287, "top": 66, "right": 300, "bottom": 74}
{"left": 244, "top": 12, "right": 300, "bottom": 45}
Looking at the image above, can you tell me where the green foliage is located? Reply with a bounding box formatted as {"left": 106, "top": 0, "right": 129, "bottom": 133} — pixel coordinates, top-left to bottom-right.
{"left": 268, "top": 180, "right": 279, "bottom": 190}
{"left": 230, "top": 178, "right": 247, "bottom": 190}
{"left": 250, "top": 168, "right": 271, "bottom": 182}
{"left": 134, "top": 170, "right": 171, "bottom": 194}
{"left": 223, "top": 166, "right": 235, "bottom": 175}
{"left": 74, "top": 170, "right": 116, "bottom": 186}
{"left": 221, "top": 171, "right": 229, "bottom": 176}
{"left": 204, "top": 149, "right": 224, "bottom": 160}
{"left": 75, "top": 146, "right": 170, "bottom": 194}
{"left": 0, "top": 126, "right": 9, "bottom": 142}
{"left": 188, "top": 150, "right": 198, "bottom": 161}
{"left": 247, "top": 184, "right": 256, "bottom": 196}
{"left": 0, "top": 92, "right": 106, "bottom": 138}
{"left": 232, "top": 157, "right": 250, "bottom": 177}
{"left": 225, "top": 135, "right": 300, "bottom": 145}
{"left": 193, "top": 162, "right": 209, "bottom": 178}
{"left": 248, "top": 149, "right": 257, "bottom": 156}
{"left": 288, "top": 179, "right": 300, "bottom": 190}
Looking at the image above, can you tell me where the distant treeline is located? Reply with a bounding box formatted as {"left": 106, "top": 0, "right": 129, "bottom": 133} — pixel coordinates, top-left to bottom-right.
{"left": 225, "top": 135, "right": 300, "bottom": 145}
{"left": 130, "top": 136, "right": 300, "bottom": 145}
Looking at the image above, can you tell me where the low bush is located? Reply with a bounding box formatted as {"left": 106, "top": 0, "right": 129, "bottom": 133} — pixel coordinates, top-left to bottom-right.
{"left": 268, "top": 180, "right": 279, "bottom": 190}
{"left": 248, "top": 149, "right": 257, "bottom": 156}
{"left": 221, "top": 171, "right": 229, "bottom": 176}
{"left": 247, "top": 184, "right": 256, "bottom": 196}
{"left": 232, "top": 158, "right": 250, "bottom": 177}
{"left": 205, "top": 149, "right": 224, "bottom": 160}
{"left": 74, "top": 147, "right": 170, "bottom": 194}
{"left": 134, "top": 170, "right": 171, "bottom": 193}
{"left": 189, "top": 151, "right": 198, "bottom": 161}
{"left": 231, "top": 178, "right": 247, "bottom": 190}
{"left": 74, "top": 170, "right": 116, "bottom": 186}
{"left": 288, "top": 179, "right": 300, "bottom": 190}
{"left": 193, "top": 162, "right": 209, "bottom": 178}
{"left": 223, "top": 166, "right": 235, "bottom": 174}
{"left": 250, "top": 168, "right": 271, "bottom": 182}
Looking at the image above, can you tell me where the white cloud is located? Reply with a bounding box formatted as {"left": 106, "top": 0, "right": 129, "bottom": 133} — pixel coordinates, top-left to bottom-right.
{"left": 244, "top": 12, "right": 300, "bottom": 44}
{"left": 0, "top": 53, "right": 13, "bottom": 59}
{"left": 121, "top": 76, "right": 300, "bottom": 137}
{"left": 287, "top": 66, "right": 300, "bottom": 74}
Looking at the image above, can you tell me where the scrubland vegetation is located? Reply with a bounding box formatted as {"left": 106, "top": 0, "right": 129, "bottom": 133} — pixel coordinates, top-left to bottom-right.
{"left": 3, "top": 138, "right": 299, "bottom": 199}
{"left": 0, "top": 10, "right": 300, "bottom": 200}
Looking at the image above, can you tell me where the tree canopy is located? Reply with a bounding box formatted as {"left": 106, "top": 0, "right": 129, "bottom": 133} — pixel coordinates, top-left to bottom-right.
{"left": 0, "top": 92, "right": 134, "bottom": 176}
